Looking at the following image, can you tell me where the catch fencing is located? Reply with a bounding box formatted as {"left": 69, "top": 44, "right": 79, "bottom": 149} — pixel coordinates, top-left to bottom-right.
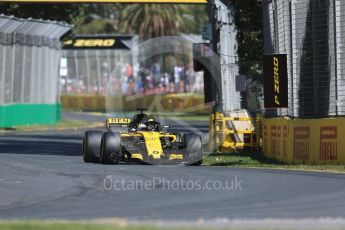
{"left": 60, "top": 36, "right": 138, "bottom": 96}
{"left": 0, "top": 14, "right": 71, "bottom": 105}
{"left": 0, "top": 14, "right": 72, "bottom": 126}
{"left": 60, "top": 35, "right": 206, "bottom": 98}
{"left": 219, "top": 61, "right": 264, "bottom": 116}
{"left": 263, "top": 0, "right": 345, "bottom": 118}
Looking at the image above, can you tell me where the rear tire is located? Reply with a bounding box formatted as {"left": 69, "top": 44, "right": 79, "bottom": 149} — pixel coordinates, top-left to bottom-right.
{"left": 184, "top": 133, "right": 203, "bottom": 166}
{"left": 100, "top": 132, "right": 121, "bottom": 164}
{"left": 83, "top": 131, "right": 103, "bottom": 163}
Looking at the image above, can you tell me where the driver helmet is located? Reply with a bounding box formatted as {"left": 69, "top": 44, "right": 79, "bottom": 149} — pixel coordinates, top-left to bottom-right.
{"left": 134, "top": 113, "right": 148, "bottom": 123}
{"left": 137, "top": 123, "right": 148, "bottom": 131}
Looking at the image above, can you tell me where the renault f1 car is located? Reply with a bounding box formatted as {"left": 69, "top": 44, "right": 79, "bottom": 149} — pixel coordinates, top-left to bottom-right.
{"left": 82, "top": 110, "right": 203, "bottom": 165}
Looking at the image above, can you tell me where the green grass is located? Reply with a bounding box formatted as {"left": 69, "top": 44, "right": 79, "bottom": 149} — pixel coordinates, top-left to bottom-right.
{"left": 0, "top": 221, "right": 231, "bottom": 230}
{"left": 0, "top": 120, "right": 103, "bottom": 132}
{"left": 203, "top": 152, "right": 345, "bottom": 173}
{"left": 0, "top": 222, "right": 148, "bottom": 230}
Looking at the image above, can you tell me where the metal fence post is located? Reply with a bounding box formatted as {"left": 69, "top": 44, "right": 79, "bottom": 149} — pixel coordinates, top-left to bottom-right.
{"left": 96, "top": 49, "right": 101, "bottom": 95}
{"left": 85, "top": 50, "right": 91, "bottom": 93}
{"left": 0, "top": 40, "right": 6, "bottom": 105}
{"left": 333, "top": 0, "right": 339, "bottom": 116}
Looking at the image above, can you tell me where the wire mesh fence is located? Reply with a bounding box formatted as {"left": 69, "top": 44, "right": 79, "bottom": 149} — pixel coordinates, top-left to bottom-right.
{"left": 61, "top": 48, "right": 135, "bottom": 95}
{"left": 0, "top": 15, "right": 72, "bottom": 106}
{"left": 224, "top": 61, "right": 264, "bottom": 116}
{"left": 60, "top": 35, "right": 206, "bottom": 97}
{"left": 263, "top": 0, "right": 345, "bottom": 118}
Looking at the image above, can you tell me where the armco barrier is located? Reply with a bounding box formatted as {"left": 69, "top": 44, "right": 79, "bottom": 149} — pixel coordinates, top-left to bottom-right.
{"left": 61, "top": 94, "right": 210, "bottom": 113}
{"left": 262, "top": 117, "right": 345, "bottom": 164}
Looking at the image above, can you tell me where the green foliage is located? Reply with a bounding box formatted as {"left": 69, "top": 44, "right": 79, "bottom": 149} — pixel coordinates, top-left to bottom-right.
{"left": 75, "top": 19, "right": 116, "bottom": 34}
{"left": 180, "top": 4, "right": 208, "bottom": 34}
{"left": 204, "top": 152, "right": 345, "bottom": 173}
{"left": 0, "top": 222, "right": 161, "bottom": 230}
{"left": 0, "top": 3, "right": 85, "bottom": 24}
{"left": 228, "top": 0, "right": 263, "bottom": 64}
{"left": 0, "top": 3, "right": 208, "bottom": 37}
{"left": 119, "top": 4, "right": 185, "bottom": 40}
{"left": 118, "top": 4, "right": 208, "bottom": 40}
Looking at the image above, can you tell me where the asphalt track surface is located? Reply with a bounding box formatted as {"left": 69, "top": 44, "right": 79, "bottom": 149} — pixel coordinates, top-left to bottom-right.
{"left": 0, "top": 113, "right": 345, "bottom": 220}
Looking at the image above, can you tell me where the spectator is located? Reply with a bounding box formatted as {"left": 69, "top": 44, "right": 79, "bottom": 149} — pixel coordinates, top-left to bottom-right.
{"left": 185, "top": 63, "right": 195, "bottom": 92}
{"left": 126, "top": 63, "right": 133, "bottom": 79}
{"left": 151, "top": 63, "right": 160, "bottom": 88}
{"left": 139, "top": 63, "right": 149, "bottom": 93}
{"left": 62, "top": 59, "right": 205, "bottom": 96}
{"left": 174, "top": 65, "right": 182, "bottom": 93}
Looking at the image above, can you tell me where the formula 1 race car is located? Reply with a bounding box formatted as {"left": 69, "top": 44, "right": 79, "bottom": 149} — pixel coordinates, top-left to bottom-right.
{"left": 82, "top": 110, "right": 203, "bottom": 165}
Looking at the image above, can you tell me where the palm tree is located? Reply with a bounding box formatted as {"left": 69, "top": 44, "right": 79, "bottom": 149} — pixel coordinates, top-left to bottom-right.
{"left": 119, "top": 4, "right": 185, "bottom": 40}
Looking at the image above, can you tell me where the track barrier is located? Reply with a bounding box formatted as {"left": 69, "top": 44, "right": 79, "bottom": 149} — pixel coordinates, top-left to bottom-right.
{"left": 209, "top": 112, "right": 261, "bottom": 152}
{"left": 262, "top": 117, "right": 345, "bottom": 164}
{"left": 61, "top": 94, "right": 211, "bottom": 113}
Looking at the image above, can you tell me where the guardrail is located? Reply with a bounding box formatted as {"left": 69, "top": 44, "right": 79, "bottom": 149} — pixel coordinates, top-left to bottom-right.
{"left": 209, "top": 112, "right": 261, "bottom": 152}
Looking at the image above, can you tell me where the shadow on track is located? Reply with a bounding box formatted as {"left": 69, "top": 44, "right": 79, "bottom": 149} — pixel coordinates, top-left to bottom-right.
{"left": 0, "top": 134, "right": 82, "bottom": 157}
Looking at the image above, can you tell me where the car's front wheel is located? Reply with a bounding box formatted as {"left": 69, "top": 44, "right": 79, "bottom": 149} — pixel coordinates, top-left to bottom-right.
{"left": 184, "top": 133, "right": 203, "bottom": 166}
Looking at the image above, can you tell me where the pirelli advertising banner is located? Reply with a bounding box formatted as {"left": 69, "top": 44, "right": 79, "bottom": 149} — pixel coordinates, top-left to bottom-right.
{"left": 63, "top": 35, "right": 133, "bottom": 50}
{"left": 264, "top": 54, "right": 288, "bottom": 108}
{"left": 262, "top": 117, "right": 345, "bottom": 164}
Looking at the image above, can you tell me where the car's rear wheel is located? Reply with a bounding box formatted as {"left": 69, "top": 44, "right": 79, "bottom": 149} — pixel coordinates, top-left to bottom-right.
{"left": 100, "top": 132, "right": 121, "bottom": 164}
{"left": 184, "top": 133, "right": 203, "bottom": 166}
{"left": 83, "top": 131, "right": 103, "bottom": 163}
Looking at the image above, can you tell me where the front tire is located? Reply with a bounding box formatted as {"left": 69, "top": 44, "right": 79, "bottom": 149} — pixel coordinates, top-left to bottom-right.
{"left": 184, "top": 133, "right": 203, "bottom": 166}
{"left": 100, "top": 132, "right": 121, "bottom": 164}
{"left": 83, "top": 131, "right": 103, "bottom": 163}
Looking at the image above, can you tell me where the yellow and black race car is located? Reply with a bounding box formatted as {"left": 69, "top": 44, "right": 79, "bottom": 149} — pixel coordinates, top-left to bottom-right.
{"left": 82, "top": 110, "right": 203, "bottom": 165}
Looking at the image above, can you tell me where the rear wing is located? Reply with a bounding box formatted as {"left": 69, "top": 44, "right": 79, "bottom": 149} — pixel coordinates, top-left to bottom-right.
{"left": 106, "top": 118, "right": 131, "bottom": 128}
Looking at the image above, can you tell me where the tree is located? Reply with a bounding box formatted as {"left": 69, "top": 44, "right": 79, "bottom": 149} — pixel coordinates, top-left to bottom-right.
{"left": 75, "top": 19, "right": 116, "bottom": 34}
{"left": 228, "top": 0, "right": 263, "bottom": 63}
{"left": 119, "top": 4, "right": 185, "bottom": 40}
{"left": 180, "top": 4, "right": 208, "bottom": 34}
{"left": 0, "top": 3, "right": 86, "bottom": 25}
{"left": 225, "top": 0, "right": 263, "bottom": 78}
